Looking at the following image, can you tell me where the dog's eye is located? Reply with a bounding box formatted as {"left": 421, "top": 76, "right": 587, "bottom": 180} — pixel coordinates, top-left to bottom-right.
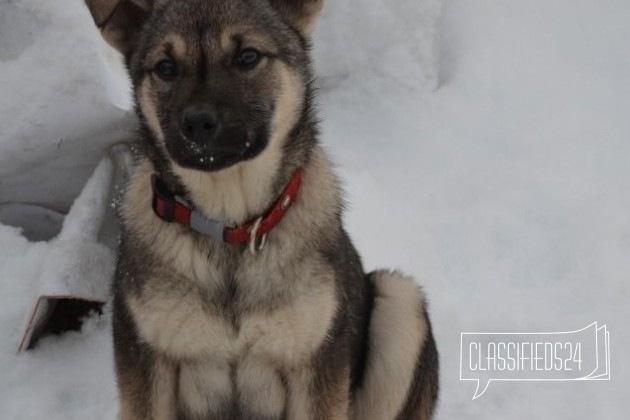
{"left": 235, "top": 49, "right": 262, "bottom": 69}
{"left": 154, "top": 59, "right": 178, "bottom": 81}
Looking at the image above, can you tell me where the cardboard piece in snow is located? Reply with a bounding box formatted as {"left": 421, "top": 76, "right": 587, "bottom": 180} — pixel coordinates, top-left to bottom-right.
{"left": 18, "top": 146, "right": 133, "bottom": 351}
{"left": 19, "top": 296, "right": 106, "bottom": 351}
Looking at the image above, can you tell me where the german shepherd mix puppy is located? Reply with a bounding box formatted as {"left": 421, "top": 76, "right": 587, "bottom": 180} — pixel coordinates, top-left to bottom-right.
{"left": 85, "top": 0, "right": 438, "bottom": 418}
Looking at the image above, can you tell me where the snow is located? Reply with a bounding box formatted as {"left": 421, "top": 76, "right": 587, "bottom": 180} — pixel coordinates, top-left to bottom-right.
{"left": 313, "top": 0, "right": 440, "bottom": 91}
{"left": 0, "top": 0, "right": 133, "bottom": 211}
{"left": 34, "top": 158, "right": 115, "bottom": 300}
{"left": 1, "top": 0, "right": 630, "bottom": 419}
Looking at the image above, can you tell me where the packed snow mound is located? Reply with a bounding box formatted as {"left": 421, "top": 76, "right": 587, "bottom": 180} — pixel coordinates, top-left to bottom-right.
{"left": 0, "top": 0, "right": 134, "bottom": 211}
{"left": 0, "top": 157, "right": 116, "bottom": 342}
{"left": 33, "top": 158, "right": 115, "bottom": 300}
{"left": 0, "top": 0, "right": 134, "bottom": 210}
{"left": 0, "top": 157, "right": 119, "bottom": 418}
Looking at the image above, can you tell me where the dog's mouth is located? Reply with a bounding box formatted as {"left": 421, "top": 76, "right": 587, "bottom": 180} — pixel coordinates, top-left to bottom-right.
{"left": 164, "top": 126, "right": 269, "bottom": 172}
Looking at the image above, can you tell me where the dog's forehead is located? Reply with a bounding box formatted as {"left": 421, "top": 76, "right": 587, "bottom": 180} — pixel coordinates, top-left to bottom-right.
{"left": 143, "top": 0, "right": 282, "bottom": 54}
{"left": 153, "top": 0, "right": 274, "bottom": 36}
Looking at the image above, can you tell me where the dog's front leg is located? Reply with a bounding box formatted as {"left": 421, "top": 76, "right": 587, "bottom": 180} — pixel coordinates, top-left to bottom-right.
{"left": 114, "top": 297, "right": 178, "bottom": 420}
{"left": 117, "top": 352, "right": 178, "bottom": 420}
{"left": 147, "top": 357, "right": 178, "bottom": 420}
{"left": 285, "top": 364, "right": 350, "bottom": 420}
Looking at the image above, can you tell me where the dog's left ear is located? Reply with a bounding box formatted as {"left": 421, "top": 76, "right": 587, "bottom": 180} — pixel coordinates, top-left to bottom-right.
{"left": 85, "top": 0, "right": 155, "bottom": 56}
{"left": 269, "top": 0, "right": 324, "bottom": 35}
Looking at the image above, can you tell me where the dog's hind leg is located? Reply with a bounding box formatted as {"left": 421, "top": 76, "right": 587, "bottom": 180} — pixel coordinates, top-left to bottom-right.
{"left": 351, "top": 271, "right": 439, "bottom": 420}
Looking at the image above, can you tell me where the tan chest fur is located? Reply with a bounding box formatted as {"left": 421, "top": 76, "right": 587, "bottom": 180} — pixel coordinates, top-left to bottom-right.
{"left": 127, "top": 233, "right": 337, "bottom": 367}
{"left": 120, "top": 150, "right": 342, "bottom": 417}
{"left": 125, "top": 231, "right": 338, "bottom": 418}
{"left": 122, "top": 152, "right": 341, "bottom": 366}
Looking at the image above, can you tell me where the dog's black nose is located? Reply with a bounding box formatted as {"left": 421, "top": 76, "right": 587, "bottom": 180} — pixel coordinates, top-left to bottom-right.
{"left": 181, "top": 107, "right": 219, "bottom": 144}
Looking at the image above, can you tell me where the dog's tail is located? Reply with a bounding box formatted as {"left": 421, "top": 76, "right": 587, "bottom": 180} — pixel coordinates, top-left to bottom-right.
{"left": 351, "top": 270, "right": 439, "bottom": 420}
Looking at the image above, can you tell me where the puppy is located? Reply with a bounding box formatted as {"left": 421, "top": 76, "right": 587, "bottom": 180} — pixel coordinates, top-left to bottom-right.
{"left": 84, "top": 0, "right": 439, "bottom": 418}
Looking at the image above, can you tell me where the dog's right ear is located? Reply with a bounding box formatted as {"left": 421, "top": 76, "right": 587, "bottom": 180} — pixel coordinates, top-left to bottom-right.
{"left": 85, "top": 0, "right": 154, "bottom": 56}
{"left": 269, "top": 0, "right": 324, "bottom": 35}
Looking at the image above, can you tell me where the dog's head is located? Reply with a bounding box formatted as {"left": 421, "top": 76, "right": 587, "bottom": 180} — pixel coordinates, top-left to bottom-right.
{"left": 86, "top": 0, "right": 323, "bottom": 172}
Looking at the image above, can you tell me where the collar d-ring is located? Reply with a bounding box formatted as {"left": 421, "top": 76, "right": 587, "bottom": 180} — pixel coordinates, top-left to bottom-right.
{"left": 248, "top": 217, "right": 267, "bottom": 255}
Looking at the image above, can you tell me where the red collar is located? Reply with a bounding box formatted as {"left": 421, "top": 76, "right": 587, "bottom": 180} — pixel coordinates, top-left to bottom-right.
{"left": 151, "top": 170, "right": 302, "bottom": 249}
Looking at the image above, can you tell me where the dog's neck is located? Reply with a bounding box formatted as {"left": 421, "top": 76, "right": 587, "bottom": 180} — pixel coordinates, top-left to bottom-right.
{"left": 142, "top": 129, "right": 313, "bottom": 227}
{"left": 123, "top": 144, "right": 340, "bottom": 256}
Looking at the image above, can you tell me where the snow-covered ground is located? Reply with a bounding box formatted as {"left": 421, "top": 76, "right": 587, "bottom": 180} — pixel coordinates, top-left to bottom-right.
{"left": 1, "top": 0, "right": 629, "bottom": 419}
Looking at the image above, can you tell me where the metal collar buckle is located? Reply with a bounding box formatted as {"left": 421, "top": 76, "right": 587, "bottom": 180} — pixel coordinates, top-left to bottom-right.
{"left": 248, "top": 217, "right": 267, "bottom": 255}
